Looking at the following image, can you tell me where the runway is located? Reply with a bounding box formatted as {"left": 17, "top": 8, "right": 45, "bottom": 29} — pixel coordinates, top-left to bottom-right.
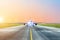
{"left": 0, "top": 25, "right": 60, "bottom": 40}
{"left": 0, "top": 25, "right": 28, "bottom": 40}
{"left": 32, "top": 25, "right": 60, "bottom": 40}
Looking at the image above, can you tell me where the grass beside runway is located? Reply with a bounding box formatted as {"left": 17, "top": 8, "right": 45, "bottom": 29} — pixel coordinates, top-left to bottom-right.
{"left": 0, "top": 23, "right": 22, "bottom": 28}
{"left": 38, "top": 23, "right": 60, "bottom": 28}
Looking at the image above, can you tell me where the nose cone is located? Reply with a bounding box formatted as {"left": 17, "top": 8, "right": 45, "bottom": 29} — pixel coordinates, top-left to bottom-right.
{"left": 27, "top": 20, "right": 34, "bottom": 27}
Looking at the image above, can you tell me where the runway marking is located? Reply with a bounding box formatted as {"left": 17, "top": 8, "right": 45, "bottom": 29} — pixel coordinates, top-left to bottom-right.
{"left": 30, "top": 28, "right": 33, "bottom": 40}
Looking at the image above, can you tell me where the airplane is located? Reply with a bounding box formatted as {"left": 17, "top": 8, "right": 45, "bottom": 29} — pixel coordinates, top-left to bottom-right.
{"left": 24, "top": 20, "right": 37, "bottom": 27}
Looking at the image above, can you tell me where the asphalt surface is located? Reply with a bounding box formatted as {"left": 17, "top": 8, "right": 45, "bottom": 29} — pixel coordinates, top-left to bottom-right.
{"left": 7, "top": 27, "right": 27, "bottom": 40}
{"left": 32, "top": 26, "right": 60, "bottom": 40}
{"left": 0, "top": 25, "right": 60, "bottom": 40}
{"left": 0, "top": 26, "right": 28, "bottom": 40}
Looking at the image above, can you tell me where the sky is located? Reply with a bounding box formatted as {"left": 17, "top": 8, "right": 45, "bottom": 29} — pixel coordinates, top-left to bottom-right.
{"left": 0, "top": 0, "right": 60, "bottom": 23}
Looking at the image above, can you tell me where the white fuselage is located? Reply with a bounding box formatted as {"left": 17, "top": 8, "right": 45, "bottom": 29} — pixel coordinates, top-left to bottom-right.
{"left": 26, "top": 21, "right": 34, "bottom": 27}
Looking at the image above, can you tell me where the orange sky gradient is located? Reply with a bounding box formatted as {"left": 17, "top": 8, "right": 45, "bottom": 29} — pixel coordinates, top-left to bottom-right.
{"left": 0, "top": 0, "right": 60, "bottom": 23}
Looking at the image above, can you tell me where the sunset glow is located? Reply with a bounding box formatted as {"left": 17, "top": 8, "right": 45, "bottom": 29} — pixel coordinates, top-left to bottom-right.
{"left": 0, "top": 17, "right": 4, "bottom": 23}
{"left": 0, "top": 0, "right": 60, "bottom": 23}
